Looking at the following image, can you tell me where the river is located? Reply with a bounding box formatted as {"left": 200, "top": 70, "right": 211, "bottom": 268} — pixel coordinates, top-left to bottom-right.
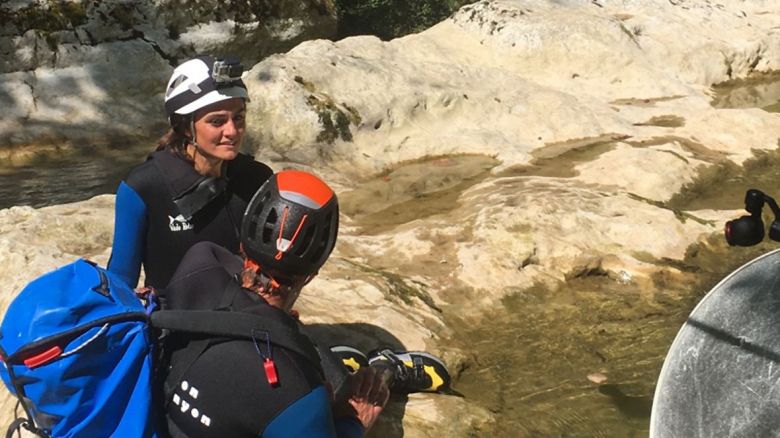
{"left": 447, "top": 75, "right": 780, "bottom": 437}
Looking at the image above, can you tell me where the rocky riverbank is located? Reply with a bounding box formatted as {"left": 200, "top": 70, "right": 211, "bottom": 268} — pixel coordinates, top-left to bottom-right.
{"left": 1, "top": 0, "right": 779, "bottom": 436}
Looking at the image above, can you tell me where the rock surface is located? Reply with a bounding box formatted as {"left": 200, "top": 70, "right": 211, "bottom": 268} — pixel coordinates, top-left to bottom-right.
{"left": 1, "top": 0, "right": 780, "bottom": 436}
{"left": 246, "top": 0, "right": 780, "bottom": 311}
{"left": 0, "top": 0, "right": 337, "bottom": 147}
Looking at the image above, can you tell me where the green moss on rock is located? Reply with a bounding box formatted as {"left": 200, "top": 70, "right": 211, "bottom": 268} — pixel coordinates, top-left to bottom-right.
{"left": 4, "top": 1, "right": 88, "bottom": 33}
{"left": 296, "top": 75, "right": 359, "bottom": 144}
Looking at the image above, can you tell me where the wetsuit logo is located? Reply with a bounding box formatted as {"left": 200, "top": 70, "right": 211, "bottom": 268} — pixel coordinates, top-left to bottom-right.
{"left": 169, "top": 214, "right": 194, "bottom": 232}
{"left": 172, "top": 380, "right": 212, "bottom": 427}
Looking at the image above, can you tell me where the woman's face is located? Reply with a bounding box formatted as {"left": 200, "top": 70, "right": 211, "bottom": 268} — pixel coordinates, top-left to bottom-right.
{"left": 190, "top": 97, "right": 246, "bottom": 161}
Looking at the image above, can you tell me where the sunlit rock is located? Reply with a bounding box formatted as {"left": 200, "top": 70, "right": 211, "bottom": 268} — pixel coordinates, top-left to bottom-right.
{"left": 0, "top": 0, "right": 779, "bottom": 435}
{"left": 0, "top": 0, "right": 337, "bottom": 147}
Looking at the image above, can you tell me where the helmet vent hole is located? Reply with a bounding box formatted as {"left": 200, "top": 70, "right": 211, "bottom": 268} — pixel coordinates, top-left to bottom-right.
{"left": 262, "top": 226, "right": 272, "bottom": 243}
{"left": 262, "top": 209, "right": 278, "bottom": 243}
{"left": 309, "top": 212, "right": 334, "bottom": 263}
{"left": 295, "top": 226, "right": 315, "bottom": 256}
{"left": 166, "top": 75, "right": 187, "bottom": 97}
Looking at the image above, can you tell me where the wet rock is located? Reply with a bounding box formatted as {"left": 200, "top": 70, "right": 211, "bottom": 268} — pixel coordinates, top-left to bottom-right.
{"left": 587, "top": 372, "right": 609, "bottom": 384}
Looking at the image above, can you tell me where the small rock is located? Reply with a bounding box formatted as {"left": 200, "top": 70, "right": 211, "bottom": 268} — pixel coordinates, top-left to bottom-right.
{"left": 587, "top": 372, "right": 608, "bottom": 384}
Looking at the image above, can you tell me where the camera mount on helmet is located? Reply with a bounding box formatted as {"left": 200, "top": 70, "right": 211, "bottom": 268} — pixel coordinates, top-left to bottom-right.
{"left": 211, "top": 58, "right": 243, "bottom": 85}
{"left": 725, "top": 189, "right": 780, "bottom": 246}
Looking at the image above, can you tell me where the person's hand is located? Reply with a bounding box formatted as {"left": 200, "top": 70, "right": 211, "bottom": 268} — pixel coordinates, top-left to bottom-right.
{"left": 332, "top": 366, "right": 390, "bottom": 432}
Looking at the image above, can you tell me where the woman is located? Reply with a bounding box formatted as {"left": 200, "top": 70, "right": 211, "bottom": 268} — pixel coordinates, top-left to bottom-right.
{"left": 108, "top": 55, "right": 273, "bottom": 289}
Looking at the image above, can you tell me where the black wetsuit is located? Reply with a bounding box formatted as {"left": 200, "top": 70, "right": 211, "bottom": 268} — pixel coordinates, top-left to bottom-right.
{"left": 160, "top": 241, "right": 363, "bottom": 438}
{"left": 108, "top": 150, "right": 272, "bottom": 289}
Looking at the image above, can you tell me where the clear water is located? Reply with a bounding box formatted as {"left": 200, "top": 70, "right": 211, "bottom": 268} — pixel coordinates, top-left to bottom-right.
{"left": 448, "top": 238, "right": 774, "bottom": 436}
{"left": 341, "top": 149, "right": 779, "bottom": 437}
{"left": 0, "top": 140, "right": 153, "bottom": 209}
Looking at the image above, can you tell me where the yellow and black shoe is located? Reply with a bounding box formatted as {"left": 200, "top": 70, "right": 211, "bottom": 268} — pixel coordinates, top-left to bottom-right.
{"left": 368, "top": 349, "right": 453, "bottom": 394}
{"left": 329, "top": 345, "right": 369, "bottom": 374}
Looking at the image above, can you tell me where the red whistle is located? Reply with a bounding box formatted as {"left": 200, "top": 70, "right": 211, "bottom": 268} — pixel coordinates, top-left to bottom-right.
{"left": 264, "top": 358, "right": 279, "bottom": 386}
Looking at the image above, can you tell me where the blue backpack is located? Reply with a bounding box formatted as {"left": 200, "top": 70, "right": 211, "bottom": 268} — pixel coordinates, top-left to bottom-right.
{"left": 0, "top": 260, "right": 159, "bottom": 437}
{"left": 0, "top": 259, "right": 324, "bottom": 438}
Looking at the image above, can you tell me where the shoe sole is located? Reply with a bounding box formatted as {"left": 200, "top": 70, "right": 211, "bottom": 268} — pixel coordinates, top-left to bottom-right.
{"left": 330, "top": 345, "right": 368, "bottom": 372}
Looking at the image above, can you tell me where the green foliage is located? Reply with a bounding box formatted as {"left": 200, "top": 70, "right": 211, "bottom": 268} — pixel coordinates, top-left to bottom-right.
{"left": 2, "top": 0, "right": 88, "bottom": 33}
{"left": 334, "top": 0, "right": 476, "bottom": 40}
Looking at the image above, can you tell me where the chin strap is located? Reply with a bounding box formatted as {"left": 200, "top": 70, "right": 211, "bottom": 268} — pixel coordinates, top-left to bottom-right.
{"left": 242, "top": 258, "right": 282, "bottom": 293}
{"left": 187, "top": 119, "right": 220, "bottom": 162}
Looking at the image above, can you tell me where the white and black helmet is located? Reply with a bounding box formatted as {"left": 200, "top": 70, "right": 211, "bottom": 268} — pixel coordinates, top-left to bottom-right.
{"left": 164, "top": 55, "right": 249, "bottom": 118}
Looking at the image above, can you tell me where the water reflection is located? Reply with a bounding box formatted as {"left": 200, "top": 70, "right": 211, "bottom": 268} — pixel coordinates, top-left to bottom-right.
{"left": 711, "top": 72, "right": 780, "bottom": 112}
{"left": 0, "top": 140, "right": 151, "bottom": 209}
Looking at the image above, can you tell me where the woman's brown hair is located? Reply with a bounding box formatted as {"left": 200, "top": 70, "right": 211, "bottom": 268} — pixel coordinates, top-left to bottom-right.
{"left": 155, "top": 114, "right": 193, "bottom": 162}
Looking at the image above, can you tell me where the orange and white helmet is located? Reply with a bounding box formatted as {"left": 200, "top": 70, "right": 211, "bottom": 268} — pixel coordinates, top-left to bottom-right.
{"left": 164, "top": 55, "right": 248, "bottom": 118}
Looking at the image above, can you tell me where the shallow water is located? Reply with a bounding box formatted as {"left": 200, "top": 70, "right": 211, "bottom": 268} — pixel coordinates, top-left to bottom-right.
{"left": 710, "top": 71, "right": 780, "bottom": 112}
{"left": 449, "top": 238, "right": 774, "bottom": 436}
{"left": 343, "top": 76, "right": 780, "bottom": 436}
{"left": 339, "top": 148, "right": 780, "bottom": 436}
{"left": 339, "top": 155, "right": 500, "bottom": 233}
{"left": 0, "top": 141, "right": 153, "bottom": 209}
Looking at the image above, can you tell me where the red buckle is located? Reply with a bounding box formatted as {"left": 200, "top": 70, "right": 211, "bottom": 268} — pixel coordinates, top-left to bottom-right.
{"left": 23, "top": 346, "right": 62, "bottom": 369}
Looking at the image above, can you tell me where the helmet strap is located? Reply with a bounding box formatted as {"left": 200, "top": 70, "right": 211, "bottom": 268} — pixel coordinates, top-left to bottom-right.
{"left": 242, "top": 258, "right": 281, "bottom": 292}
{"left": 187, "top": 119, "right": 207, "bottom": 156}
{"left": 275, "top": 208, "right": 309, "bottom": 261}
{"left": 185, "top": 118, "right": 224, "bottom": 177}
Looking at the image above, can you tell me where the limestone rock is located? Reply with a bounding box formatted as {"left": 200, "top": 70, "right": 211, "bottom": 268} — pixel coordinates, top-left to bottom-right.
{"left": 246, "top": 0, "right": 780, "bottom": 175}
{"left": 0, "top": 0, "right": 337, "bottom": 147}
{"left": 1, "top": 0, "right": 780, "bottom": 435}
{"left": 243, "top": 0, "right": 780, "bottom": 319}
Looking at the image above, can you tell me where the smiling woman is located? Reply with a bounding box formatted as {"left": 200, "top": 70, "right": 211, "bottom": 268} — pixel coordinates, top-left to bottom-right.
{"left": 187, "top": 98, "right": 247, "bottom": 176}
{"left": 107, "top": 55, "right": 273, "bottom": 289}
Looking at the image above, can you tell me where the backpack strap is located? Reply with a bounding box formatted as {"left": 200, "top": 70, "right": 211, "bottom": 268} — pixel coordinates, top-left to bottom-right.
{"left": 150, "top": 310, "right": 320, "bottom": 364}
{"left": 0, "top": 346, "right": 49, "bottom": 438}
{"left": 151, "top": 281, "right": 322, "bottom": 403}
{"left": 153, "top": 278, "right": 243, "bottom": 402}
{"left": 6, "top": 416, "right": 47, "bottom": 438}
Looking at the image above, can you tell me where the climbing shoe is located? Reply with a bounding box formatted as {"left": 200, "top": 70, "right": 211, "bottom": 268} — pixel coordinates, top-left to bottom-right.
{"left": 330, "top": 345, "right": 369, "bottom": 374}
{"left": 367, "top": 349, "right": 452, "bottom": 394}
